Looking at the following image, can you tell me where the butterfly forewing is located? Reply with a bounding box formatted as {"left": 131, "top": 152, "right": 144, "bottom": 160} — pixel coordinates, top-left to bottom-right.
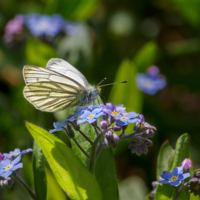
{"left": 23, "top": 65, "right": 85, "bottom": 89}
{"left": 46, "top": 58, "right": 89, "bottom": 87}
{"left": 23, "top": 81, "right": 83, "bottom": 112}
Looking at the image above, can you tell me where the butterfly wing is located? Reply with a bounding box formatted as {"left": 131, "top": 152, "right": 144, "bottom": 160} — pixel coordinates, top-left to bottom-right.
{"left": 46, "top": 58, "right": 89, "bottom": 87}
{"left": 23, "top": 81, "right": 84, "bottom": 112}
{"left": 23, "top": 65, "right": 85, "bottom": 89}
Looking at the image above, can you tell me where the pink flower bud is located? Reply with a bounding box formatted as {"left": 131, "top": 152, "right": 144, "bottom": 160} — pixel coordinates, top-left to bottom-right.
{"left": 182, "top": 158, "right": 192, "bottom": 170}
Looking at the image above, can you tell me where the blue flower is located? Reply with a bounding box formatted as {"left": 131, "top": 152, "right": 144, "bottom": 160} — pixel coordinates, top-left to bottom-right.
{"left": 136, "top": 66, "right": 166, "bottom": 95}
{"left": 103, "top": 102, "right": 126, "bottom": 120}
{"left": 49, "top": 107, "right": 88, "bottom": 133}
{"left": 0, "top": 156, "right": 23, "bottom": 179}
{"left": 159, "top": 166, "right": 190, "bottom": 187}
{"left": 116, "top": 112, "right": 140, "bottom": 126}
{"left": 3, "top": 148, "right": 33, "bottom": 158}
{"left": 77, "top": 108, "right": 104, "bottom": 124}
{"left": 24, "top": 14, "right": 64, "bottom": 37}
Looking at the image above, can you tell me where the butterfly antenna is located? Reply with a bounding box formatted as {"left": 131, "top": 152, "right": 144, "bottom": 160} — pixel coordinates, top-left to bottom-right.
{"left": 97, "top": 77, "right": 107, "bottom": 86}
{"left": 98, "top": 80, "right": 128, "bottom": 87}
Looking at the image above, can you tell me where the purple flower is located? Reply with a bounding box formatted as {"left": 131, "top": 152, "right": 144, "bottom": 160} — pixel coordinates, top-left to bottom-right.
{"left": 77, "top": 108, "right": 104, "bottom": 124}
{"left": 182, "top": 158, "right": 192, "bottom": 171}
{"left": 159, "top": 166, "right": 190, "bottom": 187}
{"left": 129, "top": 137, "right": 152, "bottom": 156}
{"left": 4, "top": 15, "right": 24, "bottom": 35}
{"left": 24, "top": 14, "right": 64, "bottom": 37}
{"left": 0, "top": 156, "right": 23, "bottom": 179}
{"left": 136, "top": 66, "right": 166, "bottom": 95}
{"left": 116, "top": 112, "right": 140, "bottom": 126}
{"left": 103, "top": 103, "right": 126, "bottom": 120}
{"left": 3, "top": 148, "right": 33, "bottom": 158}
{"left": 104, "top": 130, "right": 119, "bottom": 148}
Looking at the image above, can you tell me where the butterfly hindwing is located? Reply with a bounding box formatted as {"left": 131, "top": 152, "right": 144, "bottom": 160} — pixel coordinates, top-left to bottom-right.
{"left": 23, "top": 81, "right": 83, "bottom": 112}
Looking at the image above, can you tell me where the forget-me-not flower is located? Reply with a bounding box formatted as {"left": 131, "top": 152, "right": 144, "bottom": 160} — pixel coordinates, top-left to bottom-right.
{"left": 136, "top": 66, "right": 166, "bottom": 95}
{"left": 116, "top": 112, "right": 140, "bottom": 126}
{"left": 159, "top": 166, "right": 190, "bottom": 187}
{"left": 3, "top": 148, "right": 33, "bottom": 158}
{"left": 77, "top": 108, "right": 104, "bottom": 124}
{"left": 0, "top": 156, "right": 23, "bottom": 179}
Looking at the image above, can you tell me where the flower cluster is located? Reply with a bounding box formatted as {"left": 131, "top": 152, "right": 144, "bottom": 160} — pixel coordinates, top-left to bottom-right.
{"left": 50, "top": 102, "right": 156, "bottom": 155}
{"left": 136, "top": 65, "right": 166, "bottom": 95}
{"left": 4, "top": 14, "right": 85, "bottom": 43}
{"left": 0, "top": 148, "right": 33, "bottom": 182}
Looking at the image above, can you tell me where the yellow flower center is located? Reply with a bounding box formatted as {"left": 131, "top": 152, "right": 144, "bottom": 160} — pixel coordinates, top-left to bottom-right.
{"left": 88, "top": 114, "right": 95, "bottom": 119}
{"left": 5, "top": 165, "right": 12, "bottom": 171}
{"left": 112, "top": 111, "right": 118, "bottom": 115}
{"left": 170, "top": 176, "right": 178, "bottom": 181}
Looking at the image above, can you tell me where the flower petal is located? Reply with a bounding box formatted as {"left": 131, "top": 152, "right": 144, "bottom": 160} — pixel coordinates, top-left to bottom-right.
{"left": 0, "top": 170, "right": 13, "bottom": 179}
{"left": 172, "top": 166, "right": 183, "bottom": 177}
{"left": 106, "top": 102, "right": 115, "bottom": 111}
{"left": 12, "top": 163, "right": 23, "bottom": 171}
{"left": 159, "top": 180, "right": 170, "bottom": 184}
{"left": 11, "top": 155, "right": 21, "bottom": 165}
{"left": 80, "top": 110, "right": 91, "bottom": 119}
{"left": 0, "top": 159, "right": 11, "bottom": 168}
{"left": 170, "top": 180, "right": 182, "bottom": 187}
{"left": 160, "top": 171, "right": 172, "bottom": 179}
{"left": 77, "top": 119, "right": 87, "bottom": 125}
{"left": 179, "top": 172, "right": 190, "bottom": 180}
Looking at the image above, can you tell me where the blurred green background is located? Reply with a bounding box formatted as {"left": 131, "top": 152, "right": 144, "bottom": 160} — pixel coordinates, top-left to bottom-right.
{"left": 0, "top": 0, "right": 200, "bottom": 199}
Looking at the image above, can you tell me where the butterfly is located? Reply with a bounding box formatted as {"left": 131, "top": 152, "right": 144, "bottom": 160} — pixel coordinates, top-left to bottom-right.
{"left": 23, "top": 58, "right": 101, "bottom": 112}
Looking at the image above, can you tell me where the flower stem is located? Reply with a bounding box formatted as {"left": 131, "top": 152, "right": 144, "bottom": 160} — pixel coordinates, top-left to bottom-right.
{"left": 72, "top": 138, "right": 90, "bottom": 159}
{"left": 88, "top": 132, "right": 104, "bottom": 174}
{"left": 78, "top": 130, "right": 93, "bottom": 145}
{"left": 15, "top": 175, "right": 37, "bottom": 200}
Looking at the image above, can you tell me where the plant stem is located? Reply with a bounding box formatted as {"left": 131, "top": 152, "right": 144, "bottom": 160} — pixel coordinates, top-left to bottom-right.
{"left": 88, "top": 133, "right": 104, "bottom": 174}
{"left": 72, "top": 138, "right": 90, "bottom": 158}
{"left": 96, "top": 143, "right": 104, "bottom": 159}
{"left": 78, "top": 130, "right": 93, "bottom": 145}
{"left": 15, "top": 175, "right": 37, "bottom": 200}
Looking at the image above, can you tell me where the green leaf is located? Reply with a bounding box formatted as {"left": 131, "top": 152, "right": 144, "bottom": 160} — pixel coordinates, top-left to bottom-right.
{"left": 134, "top": 41, "right": 158, "bottom": 72}
{"left": 119, "top": 176, "right": 148, "bottom": 200}
{"left": 156, "top": 140, "right": 174, "bottom": 180}
{"left": 155, "top": 184, "right": 175, "bottom": 200}
{"left": 95, "top": 148, "right": 119, "bottom": 200}
{"left": 108, "top": 59, "right": 142, "bottom": 154}
{"left": 171, "top": 133, "right": 191, "bottom": 170}
{"left": 26, "top": 122, "right": 102, "bottom": 200}
{"left": 25, "top": 39, "right": 57, "bottom": 67}
{"left": 190, "top": 193, "right": 200, "bottom": 200}
{"left": 33, "top": 140, "right": 47, "bottom": 200}
{"left": 46, "top": 168, "right": 66, "bottom": 200}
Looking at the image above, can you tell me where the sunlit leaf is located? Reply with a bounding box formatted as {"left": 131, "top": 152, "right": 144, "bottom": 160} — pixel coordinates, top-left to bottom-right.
{"left": 26, "top": 122, "right": 102, "bottom": 200}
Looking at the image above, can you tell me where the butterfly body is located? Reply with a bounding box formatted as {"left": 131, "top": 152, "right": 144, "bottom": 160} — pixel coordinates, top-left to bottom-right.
{"left": 23, "top": 58, "right": 100, "bottom": 112}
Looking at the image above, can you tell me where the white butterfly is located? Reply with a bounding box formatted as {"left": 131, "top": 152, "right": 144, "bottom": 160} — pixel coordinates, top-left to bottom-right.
{"left": 23, "top": 58, "right": 101, "bottom": 112}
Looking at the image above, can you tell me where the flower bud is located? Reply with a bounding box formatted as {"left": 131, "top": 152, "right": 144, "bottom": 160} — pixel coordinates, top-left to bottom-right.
{"left": 113, "top": 133, "right": 119, "bottom": 143}
{"left": 142, "top": 129, "right": 154, "bottom": 138}
{"left": 0, "top": 153, "right": 3, "bottom": 161}
{"left": 105, "top": 130, "right": 113, "bottom": 137}
{"left": 100, "top": 120, "right": 108, "bottom": 129}
{"left": 104, "top": 137, "right": 109, "bottom": 148}
{"left": 112, "top": 124, "right": 121, "bottom": 132}
{"left": 194, "top": 170, "right": 200, "bottom": 178}
{"left": 182, "top": 158, "right": 192, "bottom": 171}
{"left": 138, "top": 114, "right": 145, "bottom": 122}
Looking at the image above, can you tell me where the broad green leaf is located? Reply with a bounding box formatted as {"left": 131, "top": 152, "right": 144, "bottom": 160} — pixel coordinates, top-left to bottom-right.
{"left": 108, "top": 59, "right": 142, "bottom": 154}
{"left": 134, "top": 41, "right": 158, "bottom": 72}
{"left": 46, "top": 168, "right": 65, "bottom": 200}
{"left": 155, "top": 184, "right": 175, "bottom": 200}
{"left": 156, "top": 140, "right": 174, "bottom": 180}
{"left": 145, "top": 195, "right": 151, "bottom": 200}
{"left": 25, "top": 39, "right": 57, "bottom": 67}
{"left": 33, "top": 140, "right": 47, "bottom": 200}
{"left": 26, "top": 122, "right": 102, "bottom": 200}
{"left": 171, "top": 133, "right": 191, "bottom": 170}
{"left": 95, "top": 148, "right": 119, "bottom": 200}
{"left": 119, "top": 176, "right": 148, "bottom": 200}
